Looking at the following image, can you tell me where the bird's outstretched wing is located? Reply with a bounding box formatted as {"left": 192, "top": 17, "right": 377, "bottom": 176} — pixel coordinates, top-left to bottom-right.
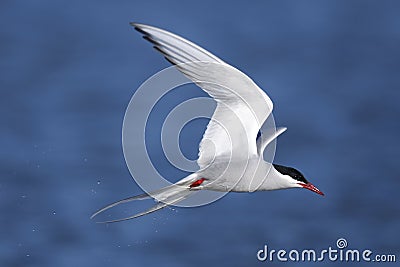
{"left": 132, "top": 23, "right": 273, "bottom": 168}
{"left": 256, "top": 127, "right": 287, "bottom": 157}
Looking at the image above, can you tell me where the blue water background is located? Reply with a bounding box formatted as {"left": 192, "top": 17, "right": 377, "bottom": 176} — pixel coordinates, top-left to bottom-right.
{"left": 1, "top": 0, "right": 399, "bottom": 266}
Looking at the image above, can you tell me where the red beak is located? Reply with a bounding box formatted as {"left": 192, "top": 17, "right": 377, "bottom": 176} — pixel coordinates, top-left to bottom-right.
{"left": 298, "top": 182, "right": 324, "bottom": 196}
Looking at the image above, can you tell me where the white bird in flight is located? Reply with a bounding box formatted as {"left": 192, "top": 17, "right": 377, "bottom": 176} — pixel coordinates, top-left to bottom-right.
{"left": 91, "top": 23, "right": 324, "bottom": 223}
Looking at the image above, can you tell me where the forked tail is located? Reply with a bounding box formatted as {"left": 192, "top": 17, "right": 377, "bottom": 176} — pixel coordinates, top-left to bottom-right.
{"left": 91, "top": 173, "right": 204, "bottom": 223}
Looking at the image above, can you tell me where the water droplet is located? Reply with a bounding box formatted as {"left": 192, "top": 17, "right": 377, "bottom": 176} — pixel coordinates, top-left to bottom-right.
{"left": 97, "top": 181, "right": 101, "bottom": 185}
{"left": 26, "top": 254, "right": 30, "bottom": 257}
{"left": 52, "top": 211, "right": 56, "bottom": 215}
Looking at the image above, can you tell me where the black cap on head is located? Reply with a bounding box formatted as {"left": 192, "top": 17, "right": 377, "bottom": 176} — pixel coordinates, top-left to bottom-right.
{"left": 273, "top": 164, "right": 308, "bottom": 184}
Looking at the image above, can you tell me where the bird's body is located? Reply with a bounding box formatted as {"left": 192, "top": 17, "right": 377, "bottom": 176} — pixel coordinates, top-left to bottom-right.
{"left": 91, "top": 23, "right": 324, "bottom": 223}
{"left": 195, "top": 158, "right": 290, "bottom": 192}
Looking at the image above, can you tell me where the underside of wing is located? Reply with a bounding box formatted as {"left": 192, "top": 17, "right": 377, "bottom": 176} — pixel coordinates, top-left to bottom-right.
{"left": 132, "top": 23, "right": 273, "bottom": 168}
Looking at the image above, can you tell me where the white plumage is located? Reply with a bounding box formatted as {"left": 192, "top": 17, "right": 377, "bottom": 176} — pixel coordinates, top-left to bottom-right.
{"left": 91, "top": 23, "right": 324, "bottom": 223}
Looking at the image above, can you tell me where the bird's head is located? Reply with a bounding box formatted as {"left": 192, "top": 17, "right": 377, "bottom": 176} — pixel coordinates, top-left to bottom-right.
{"left": 273, "top": 164, "right": 324, "bottom": 196}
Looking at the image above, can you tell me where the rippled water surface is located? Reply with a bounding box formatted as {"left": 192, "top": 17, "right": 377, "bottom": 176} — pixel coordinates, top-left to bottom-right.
{"left": 1, "top": 1, "right": 399, "bottom": 266}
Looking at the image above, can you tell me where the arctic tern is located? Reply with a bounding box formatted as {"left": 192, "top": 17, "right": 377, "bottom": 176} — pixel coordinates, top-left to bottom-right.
{"left": 91, "top": 23, "right": 324, "bottom": 223}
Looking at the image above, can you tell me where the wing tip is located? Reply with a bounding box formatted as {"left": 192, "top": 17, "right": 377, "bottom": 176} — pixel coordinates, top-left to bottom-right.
{"left": 130, "top": 22, "right": 148, "bottom": 35}
{"left": 278, "top": 126, "right": 288, "bottom": 133}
